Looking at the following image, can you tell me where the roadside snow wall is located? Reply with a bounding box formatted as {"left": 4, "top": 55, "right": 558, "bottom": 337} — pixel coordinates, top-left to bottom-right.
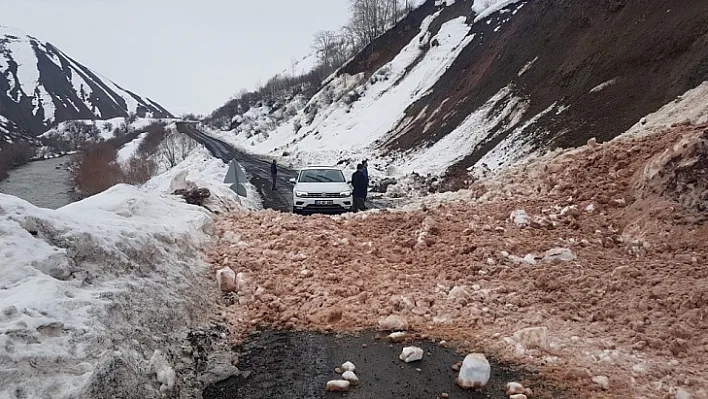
{"left": 0, "top": 184, "right": 217, "bottom": 398}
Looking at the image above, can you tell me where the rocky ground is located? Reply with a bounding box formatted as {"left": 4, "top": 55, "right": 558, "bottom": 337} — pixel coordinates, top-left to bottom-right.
{"left": 207, "top": 124, "right": 708, "bottom": 399}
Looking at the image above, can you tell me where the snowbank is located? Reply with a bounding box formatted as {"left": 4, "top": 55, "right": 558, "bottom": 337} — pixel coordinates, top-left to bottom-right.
{"left": 0, "top": 185, "right": 215, "bottom": 398}
{"left": 144, "top": 146, "right": 261, "bottom": 212}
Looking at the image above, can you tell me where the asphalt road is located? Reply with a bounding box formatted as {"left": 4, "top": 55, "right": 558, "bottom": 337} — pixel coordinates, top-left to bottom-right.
{"left": 177, "top": 122, "right": 297, "bottom": 212}
{"left": 202, "top": 330, "right": 542, "bottom": 399}
{"left": 177, "top": 122, "right": 382, "bottom": 212}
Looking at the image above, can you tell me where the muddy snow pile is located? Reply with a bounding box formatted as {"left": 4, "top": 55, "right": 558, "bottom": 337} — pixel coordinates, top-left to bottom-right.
{"left": 210, "top": 124, "right": 708, "bottom": 399}
{"left": 0, "top": 184, "right": 221, "bottom": 398}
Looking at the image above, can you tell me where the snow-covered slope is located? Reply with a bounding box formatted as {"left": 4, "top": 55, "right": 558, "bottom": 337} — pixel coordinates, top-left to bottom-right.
{"left": 208, "top": 0, "right": 708, "bottom": 186}
{"left": 0, "top": 25, "right": 173, "bottom": 137}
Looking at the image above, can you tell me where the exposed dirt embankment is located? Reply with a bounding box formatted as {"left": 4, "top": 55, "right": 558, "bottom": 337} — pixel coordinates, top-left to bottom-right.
{"left": 382, "top": 0, "right": 708, "bottom": 176}
{"left": 209, "top": 125, "right": 708, "bottom": 398}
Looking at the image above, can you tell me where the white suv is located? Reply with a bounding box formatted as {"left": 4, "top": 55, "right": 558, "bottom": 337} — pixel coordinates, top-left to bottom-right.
{"left": 290, "top": 167, "right": 353, "bottom": 214}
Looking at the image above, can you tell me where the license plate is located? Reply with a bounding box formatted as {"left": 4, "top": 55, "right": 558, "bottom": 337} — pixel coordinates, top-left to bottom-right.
{"left": 315, "top": 200, "right": 333, "bottom": 205}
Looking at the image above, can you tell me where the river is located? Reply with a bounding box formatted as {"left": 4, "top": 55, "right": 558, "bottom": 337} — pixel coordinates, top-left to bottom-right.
{"left": 0, "top": 156, "right": 75, "bottom": 209}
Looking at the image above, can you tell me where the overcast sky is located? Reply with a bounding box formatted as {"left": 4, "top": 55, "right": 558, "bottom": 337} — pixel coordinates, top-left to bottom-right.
{"left": 0, "top": 0, "right": 350, "bottom": 115}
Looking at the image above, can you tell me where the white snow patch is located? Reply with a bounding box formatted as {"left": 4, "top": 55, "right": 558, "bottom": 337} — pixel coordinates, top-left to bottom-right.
{"left": 590, "top": 78, "right": 618, "bottom": 93}
{"left": 144, "top": 146, "right": 260, "bottom": 213}
{"left": 117, "top": 132, "right": 148, "bottom": 163}
{"left": 476, "top": 102, "right": 557, "bottom": 171}
{"left": 398, "top": 86, "right": 524, "bottom": 175}
{"left": 474, "top": 0, "right": 524, "bottom": 23}
{"left": 518, "top": 56, "right": 538, "bottom": 77}
{"left": 620, "top": 81, "right": 708, "bottom": 139}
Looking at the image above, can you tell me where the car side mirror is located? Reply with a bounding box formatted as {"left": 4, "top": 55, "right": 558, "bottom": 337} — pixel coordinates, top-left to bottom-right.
{"left": 347, "top": 180, "right": 352, "bottom": 184}
{"left": 289, "top": 178, "right": 296, "bottom": 184}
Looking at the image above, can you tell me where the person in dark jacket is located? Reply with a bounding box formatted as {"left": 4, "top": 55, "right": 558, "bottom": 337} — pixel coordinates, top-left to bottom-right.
{"left": 361, "top": 160, "right": 369, "bottom": 209}
{"left": 351, "top": 164, "right": 367, "bottom": 212}
{"left": 270, "top": 160, "right": 278, "bottom": 190}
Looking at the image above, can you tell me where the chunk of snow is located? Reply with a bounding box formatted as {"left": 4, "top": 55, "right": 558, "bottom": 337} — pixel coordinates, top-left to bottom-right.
{"left": 400, "top": 346, "right": 425, "bottom": 362}
{"left": 511, "top": 209, "right": 529, "bottom": 226}
{"left": 216, "top": 267, "right": 236, "bottom": 292}
{"left": 378, "top": 315, "right": 409, "bottom": 331}
{"left": 592, "top": 376, "right": 610, "bottom": 390}
{"left": 543, "top": 248, "right": 576, "bottom": 262}
{"left": 513, "top": 327, "right": 550, "bottom": 351}
{"left": 388, "top": 331, "right": 408, "bottom": 343}
{"left": 456, "top": 353, "right": 491, "bottom": 389}
{"left": 506, "top": 382, "right": 526, "bottom": 395}
{"left": 326, "top": 380, "right": 351, "bottom": 392}
{"left": 341, "top": 361, "right": 356, "bottom": 372}
{"left": 149, "top": 350, "right": 176, "bottom": 391}
{"left": 342, "top": 371, "right": 359, "bottom": 384}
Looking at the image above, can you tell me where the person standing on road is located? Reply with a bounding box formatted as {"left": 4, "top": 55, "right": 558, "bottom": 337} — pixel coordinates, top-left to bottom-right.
{"left": 361, "top": 160, "right": 369, "bottom": 210}
{"left": 351, "top": 164, "right": 367, "bottom": 212}
{"left": 270, "top": 160, "right": 278, "bottom": 190}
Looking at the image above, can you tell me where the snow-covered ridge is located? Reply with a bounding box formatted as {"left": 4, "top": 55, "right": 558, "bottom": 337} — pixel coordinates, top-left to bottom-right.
{"left": 0, "top": 25, "right": 173, "bottom": 136}
{"left": 207, "top": 0, "right": 708, "bottom": 193}
{"left": 208, "top": 0, "right": 529, "bottom": 180}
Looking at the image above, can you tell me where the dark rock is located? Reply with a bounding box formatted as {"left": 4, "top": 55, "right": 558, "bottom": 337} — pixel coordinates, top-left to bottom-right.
{"left": 181, "top": 188, "right": 211, "bottom": 206}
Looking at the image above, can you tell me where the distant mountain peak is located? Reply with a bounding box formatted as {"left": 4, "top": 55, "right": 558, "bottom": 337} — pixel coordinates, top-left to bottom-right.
{"left": 0, "top": 26, "right": 173, "bottom": 138}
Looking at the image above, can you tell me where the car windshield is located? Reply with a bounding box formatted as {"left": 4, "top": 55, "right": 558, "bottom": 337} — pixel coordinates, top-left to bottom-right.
{"left": 298, "top": 169, "right": 346, "bottom": 183}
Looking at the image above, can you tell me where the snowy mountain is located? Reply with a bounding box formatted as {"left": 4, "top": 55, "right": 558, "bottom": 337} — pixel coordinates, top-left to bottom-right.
{"left": 208, "top": 0, "right": 708, "bottom": 184}
{"left": 0, "top": 26, "right": 173, "bottom": 138}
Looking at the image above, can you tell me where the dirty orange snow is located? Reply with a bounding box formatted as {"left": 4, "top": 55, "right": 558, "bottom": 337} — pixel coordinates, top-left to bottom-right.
{"left": 207, "top": 125, "right": 708, "bottom": 399}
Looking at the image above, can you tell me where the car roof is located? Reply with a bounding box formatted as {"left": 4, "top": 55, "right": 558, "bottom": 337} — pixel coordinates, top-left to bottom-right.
{"left": 300, "top": 166, "right": 342, "bottom": 170}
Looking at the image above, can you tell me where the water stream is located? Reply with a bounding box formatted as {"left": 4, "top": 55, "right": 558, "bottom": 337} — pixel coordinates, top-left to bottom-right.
{"left": 0, "top": 156, "right": 74, "bottom": 209}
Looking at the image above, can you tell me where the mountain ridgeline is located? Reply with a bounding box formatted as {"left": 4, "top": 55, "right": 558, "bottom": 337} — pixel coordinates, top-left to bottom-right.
{"left": 0, "top": 26, "right": 173, "bottom": 141}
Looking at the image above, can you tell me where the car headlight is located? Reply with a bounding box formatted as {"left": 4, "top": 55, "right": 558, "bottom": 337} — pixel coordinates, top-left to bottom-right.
{"left": 340, "top": 191, "right": 352, "bottom": 197}
{"left": 295, "top": 191, "right": 308, "bottom": 197}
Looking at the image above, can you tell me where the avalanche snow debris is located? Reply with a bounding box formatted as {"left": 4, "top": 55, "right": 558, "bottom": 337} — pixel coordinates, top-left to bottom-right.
{"left": 378, "top": 315, "right": 409, "bottom": 331}
{"left": 513, "top": 327, "right": 550, "bottom": 352}
{"left": 456, "top": 353, "right": 491, "bottom": 389}
{"left": 216, "top": 267, "right": 236, "bottom": 292}
{"left": 342, "top": 370, "right": 359, "bottom": 384}
{"left": 399, "top": 346, "right": 425, "bottom": 362}
{"left": 326, "top": 380, "right": 351, "bottom": 392}
{"left": 211, "top": 124, "right": 708, "bottom": 399}
{"left": 341, "top": 361, "right": 356, "bottom": 372}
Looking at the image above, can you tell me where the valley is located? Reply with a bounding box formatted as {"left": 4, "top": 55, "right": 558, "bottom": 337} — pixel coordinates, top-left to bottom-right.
{"left": 1, "top": 0, "right": 707, "bottom": 398}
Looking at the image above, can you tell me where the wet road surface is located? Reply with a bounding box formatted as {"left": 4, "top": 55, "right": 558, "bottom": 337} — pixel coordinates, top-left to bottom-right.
{"left": 177, "top": 123, "right": 382, "bottom": 212}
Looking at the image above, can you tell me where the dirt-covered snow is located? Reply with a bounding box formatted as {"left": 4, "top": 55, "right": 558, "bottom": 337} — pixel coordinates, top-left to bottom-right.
{"left": 209, "top": 124, "right": 708, "bottom": 399}
{"left": 0, "top": 138, "right": 256, "bottom": 397}
{"left": 0, "top": 185, "right": 216, "bottom": 398}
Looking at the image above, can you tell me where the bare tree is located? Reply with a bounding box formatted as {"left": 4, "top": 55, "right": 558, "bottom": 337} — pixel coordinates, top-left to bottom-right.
{"left": 346, "top": 0, "right": 406, "bottom": 48}
{"left": 157, "top": 132, "right": 198, "bottom": 168}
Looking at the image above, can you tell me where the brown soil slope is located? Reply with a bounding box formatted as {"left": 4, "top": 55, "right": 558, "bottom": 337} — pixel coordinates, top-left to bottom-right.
{"left": 209, "top": 125, "right": 708, "bottom": 398}
{"left": 378, "top": 0, "right": 708, "bottom": 176}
